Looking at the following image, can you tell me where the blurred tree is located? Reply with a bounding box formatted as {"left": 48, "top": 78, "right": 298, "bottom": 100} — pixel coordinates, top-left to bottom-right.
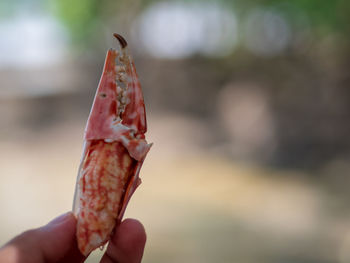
{"left": 47, "top": 0, "right": 350, "bottom": 49}
{"left": 48, "top": 0, "right": 100, "bottom": 47}
{"left": 47, "top": 0, "right": 149, "bottom": 50}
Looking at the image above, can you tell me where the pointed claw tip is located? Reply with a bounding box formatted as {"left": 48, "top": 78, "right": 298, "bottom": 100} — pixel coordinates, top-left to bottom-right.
{"left": 113, "top": 33, "right": 128, "bottom": 49}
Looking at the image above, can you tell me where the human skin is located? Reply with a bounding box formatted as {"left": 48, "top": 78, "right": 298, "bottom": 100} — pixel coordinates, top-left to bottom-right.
{"left": 0, "top": 212, "right": 146, "bottom": 263}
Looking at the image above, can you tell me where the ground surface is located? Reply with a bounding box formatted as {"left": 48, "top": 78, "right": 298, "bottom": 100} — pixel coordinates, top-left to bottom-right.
{"left": 0, "top": 114, "right": 350, "bottom": 263}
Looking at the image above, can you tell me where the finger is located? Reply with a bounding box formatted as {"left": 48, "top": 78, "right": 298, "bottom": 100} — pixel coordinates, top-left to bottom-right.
{"left": 0, "top": 212, "right": 85, "bottom": 263}
{"left": 100, "top": 218, "right": 146, "bottom": 263}
{"left": 37, "top": 212, "right": 85, "bottom": 262}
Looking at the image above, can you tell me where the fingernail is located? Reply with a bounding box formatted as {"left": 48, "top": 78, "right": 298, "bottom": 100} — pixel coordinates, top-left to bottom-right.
{"left": 47, "top": 212, "right": 73, "bottom": 226}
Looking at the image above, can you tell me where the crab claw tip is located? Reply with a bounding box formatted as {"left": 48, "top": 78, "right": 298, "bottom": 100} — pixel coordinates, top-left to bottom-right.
{"left": 113, "top": 33, "right": 128, "bottom": 49}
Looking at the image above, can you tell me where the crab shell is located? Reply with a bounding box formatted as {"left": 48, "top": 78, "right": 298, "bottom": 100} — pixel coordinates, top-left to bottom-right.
{"left": 73, "top": 39, "right": 151, "bottom": 256}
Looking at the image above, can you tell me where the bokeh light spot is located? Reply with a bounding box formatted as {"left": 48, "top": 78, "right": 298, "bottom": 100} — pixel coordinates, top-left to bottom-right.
{"left": 0, "top": 14, "right": 67, "bottom": 68}
{"left": 136, "top": 2, "right": 237, "bottom": 59}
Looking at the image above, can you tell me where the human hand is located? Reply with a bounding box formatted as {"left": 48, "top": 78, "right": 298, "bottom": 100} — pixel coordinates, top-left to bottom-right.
{"left": 0, "top": 212, "right": 146, "bottom": 263}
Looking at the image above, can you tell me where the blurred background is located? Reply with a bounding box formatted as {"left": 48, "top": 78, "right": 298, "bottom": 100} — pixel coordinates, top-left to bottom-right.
{"left": 1, "top": 0, "right": 350, "bottom": 262}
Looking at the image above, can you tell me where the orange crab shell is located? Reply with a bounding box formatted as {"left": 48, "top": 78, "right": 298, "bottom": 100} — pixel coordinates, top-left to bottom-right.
{"left": 73, "top": 41, "right": 151, "bottom": 256}
{"left": 85, "top": 49, "right": 147, "bottom": 141}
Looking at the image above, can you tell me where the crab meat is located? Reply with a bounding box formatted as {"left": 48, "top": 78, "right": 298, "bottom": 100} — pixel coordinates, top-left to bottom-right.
{"left": 72, "top": 34, "right": 151, "bottom": 256}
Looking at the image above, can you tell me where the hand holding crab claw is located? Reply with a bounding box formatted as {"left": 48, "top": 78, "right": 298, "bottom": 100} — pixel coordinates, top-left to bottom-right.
{"left": 0, "top": 33, "right": 150, "bottom": 263}
{"left": 0, "top": 212, "right": 146, "bottom": 263}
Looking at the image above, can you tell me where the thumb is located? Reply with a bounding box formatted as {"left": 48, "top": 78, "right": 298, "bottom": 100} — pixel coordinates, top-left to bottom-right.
{"left": 0, "top": 212, "right": 85, "bottom": 263}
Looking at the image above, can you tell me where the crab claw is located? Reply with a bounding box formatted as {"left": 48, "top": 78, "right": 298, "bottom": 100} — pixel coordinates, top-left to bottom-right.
{"left": 121, "top": 60, "right": 147, "bottom": 136}
{"left": 84, "top": 35, "right": 150, "bottom": 160}
{"left": 74, "top": 34, "right": 152, "bottom": 256}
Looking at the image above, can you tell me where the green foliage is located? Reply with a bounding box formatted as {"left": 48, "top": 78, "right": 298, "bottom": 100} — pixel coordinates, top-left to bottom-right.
{"left": 0, "top": 1, "right": 16, "bottom": 19}
{"left": 278, "top": 0, "right": 349, "bottom": 33}
{"left": 232, "top": 0, "right": 350, "bottom": 33}
{"left": 49, "top": 0, "right": 100, "bottom": 45}
{"left": 48, "top": 0, "right": 350, "bottom": 47}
